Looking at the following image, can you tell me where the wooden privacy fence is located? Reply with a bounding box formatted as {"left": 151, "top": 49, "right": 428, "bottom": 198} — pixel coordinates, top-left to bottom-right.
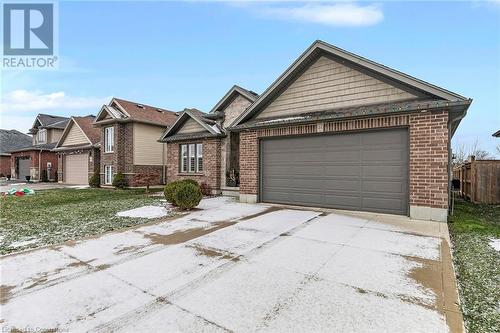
{"left": 453, "top": 159, "right": 500, "bottom": 204}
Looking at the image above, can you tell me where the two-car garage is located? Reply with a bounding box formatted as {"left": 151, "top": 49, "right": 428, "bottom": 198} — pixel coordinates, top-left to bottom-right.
{"left": 260, "top": 128, "right": 409, "bottom": 216}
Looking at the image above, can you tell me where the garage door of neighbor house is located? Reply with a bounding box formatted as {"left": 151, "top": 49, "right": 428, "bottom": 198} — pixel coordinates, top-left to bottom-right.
{"left": 260, "top": 128, "right": 409, "bottom": 215}
{"left": 64, "top": 154, "right": 89, "bottom": 184}
{"left": 18, "top": 158, "right": 31, "bottom": 180}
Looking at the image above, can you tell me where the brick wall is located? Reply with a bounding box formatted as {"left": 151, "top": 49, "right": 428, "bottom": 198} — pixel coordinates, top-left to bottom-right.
{"left": 239, "top": 111, "right": 449, "bottom": 210}
{"left": 10, "top": 150, "right": 58, "bottom": 181}
{"left": 409, "top": 111, "right": 449, "bottom": 209}
{"left": 0, "top": 156, "right": 10, "bottom": 176}
{"left": 166, "top": 138, "right": 221, "bottom": 192}
{"left": 99, "top": 123, "right": 165, "bottom": 186}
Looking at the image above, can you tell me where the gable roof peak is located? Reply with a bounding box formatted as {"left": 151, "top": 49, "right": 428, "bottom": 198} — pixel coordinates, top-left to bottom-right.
{"left": 230, "top": 39, "right": 470, "bottom": 128}
{"left": 210, "top": 85, "right": 259, "bottom": 113}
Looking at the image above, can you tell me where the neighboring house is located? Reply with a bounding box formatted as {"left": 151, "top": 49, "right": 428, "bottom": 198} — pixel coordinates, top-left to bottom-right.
{"left": 52, "top": 116, "right": 101, "bottom": 184}
{"left": 0, "top": 129, "right": 32, "bottom": 177}
{"left": 229, "top": 40, "right": 471, "bottom": 222}
{"left": 93, "top": 98, "right": 178, "bottom": 186}
{"left": 159, "top": 85, "right": 258, "bottom": 194}
{"left": 492, "top": 130, "right": 500, "bottom": 137}
{"left": 9, "top": 114, "right": 69, "bottom": 181}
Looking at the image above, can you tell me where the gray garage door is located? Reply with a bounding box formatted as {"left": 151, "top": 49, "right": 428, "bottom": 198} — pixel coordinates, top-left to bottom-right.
{"left": 18, "top": 158, "right": 31, "bottom": 180}
{"left": 261, "top": 128, "right": 409, "bottom": 215}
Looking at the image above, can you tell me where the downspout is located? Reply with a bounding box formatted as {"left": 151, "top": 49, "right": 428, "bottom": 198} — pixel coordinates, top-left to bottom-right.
{"left": 162, "top": 142, "right": 166, "bottom": 184}
{"left": 38, "top": 149, "right": 42, "bottom": 182}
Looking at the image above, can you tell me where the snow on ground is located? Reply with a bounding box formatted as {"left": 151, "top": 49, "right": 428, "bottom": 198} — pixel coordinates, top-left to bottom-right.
{"left": 489, "top": 238, "right": 500, "bottom": 251}
{"left": 1, "top": 200, "right": 453, "bottom": 333}
{"left": 116, "top": 205, "right": 171, "bottom": 219}
{"left": 8, "top": 238, "right": 39, "bottom": 249}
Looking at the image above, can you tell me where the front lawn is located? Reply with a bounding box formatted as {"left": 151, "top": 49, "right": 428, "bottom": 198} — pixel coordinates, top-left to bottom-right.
{"left": 0, "top": 188, "right": 167, "bottom": 255}
{"left": 448, "top": 199, "right": 500, "bottom": 333}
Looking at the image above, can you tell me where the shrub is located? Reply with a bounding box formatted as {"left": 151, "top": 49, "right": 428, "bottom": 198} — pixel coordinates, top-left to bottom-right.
{"left": 41, "top": 169, "right": 48, "bottom": 182}
{"left": 164, "top": 180, "right": 182, "bottom": 205}
{"left": 7, "top": 174, "right": 11, "bottom": 180}
{"left": 182, "top": 179, "right": 199, "bottom": 188}
{"left": 200, "top": 182, "right": 212, "bottom": 196}
{"left": 133, "top": 173, "right": 158, "bottom": 193}
{"left": 112, "top": 172, "right": 128, "bottom": 189}
{"left": 54, "top": 171, "right": 58, "bottom": 183}
{"left": 174, "top": 183, "right": 202, "bottom": 210}
{"left": 0, "top": 173, "right": 4, "bottom": 178}
{"left": 89, "top": 172, "right": 100, "bottom": 188}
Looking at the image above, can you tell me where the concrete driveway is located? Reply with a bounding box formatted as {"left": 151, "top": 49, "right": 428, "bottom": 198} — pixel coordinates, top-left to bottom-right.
{"left": 0, "top": 197, "right": 463, "bottom": 333}
{"left": 0, "top": 180, "right": 87, "bottom": 192}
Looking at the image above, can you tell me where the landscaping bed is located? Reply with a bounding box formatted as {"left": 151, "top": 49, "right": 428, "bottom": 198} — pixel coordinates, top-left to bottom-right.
{"left": 448, "top": 198, "right": 500, "bottom": 333}
{"left": 0, "top": 188, "right": 168, "bottom": 255}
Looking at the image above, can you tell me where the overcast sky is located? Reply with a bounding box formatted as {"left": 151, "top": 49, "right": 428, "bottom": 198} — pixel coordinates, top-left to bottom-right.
{"left": 1, "top": 1, "right": 499, "bottom": 155}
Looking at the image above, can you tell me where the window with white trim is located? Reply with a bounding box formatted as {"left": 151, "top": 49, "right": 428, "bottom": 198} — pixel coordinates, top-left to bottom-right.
{"left": 196, "top": 143, "right": 203, "bottom": 172}
{"left": 105, "top": 165, "right": 113, "bottom": 184}
{"left": 189, "top": 144, "right": 196, "bottom": 172}
{"left": 104, "top": 126, "right": 114, "bottom": 153}
{"left": 37, "top": 129, "right": 47, "bottom": 143}
{"left": 179, "top": 143, "right": 203, "bottom": 173}
{"left": 180, "top": 145, "right": 188, "bottom": 173}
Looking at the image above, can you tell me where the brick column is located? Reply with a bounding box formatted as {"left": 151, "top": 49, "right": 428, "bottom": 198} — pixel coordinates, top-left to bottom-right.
{"left": 239, "top": 131, "right": 259, "bottom": 203}
{"left": 409, "top": 110, "right": 449, "bottom": 221}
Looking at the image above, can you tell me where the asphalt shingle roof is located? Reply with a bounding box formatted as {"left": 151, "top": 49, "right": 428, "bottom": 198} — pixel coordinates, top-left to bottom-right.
{"left": 0, "top": 129, "right": 33, "bottom": 155}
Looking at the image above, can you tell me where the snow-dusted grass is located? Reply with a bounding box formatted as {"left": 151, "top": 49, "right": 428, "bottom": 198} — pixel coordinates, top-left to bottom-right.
{"left": 0, "top": 188, "right": 168, "bottom": 254}
{"left": 448, "top": 199, "right": 500, "bottom": 333}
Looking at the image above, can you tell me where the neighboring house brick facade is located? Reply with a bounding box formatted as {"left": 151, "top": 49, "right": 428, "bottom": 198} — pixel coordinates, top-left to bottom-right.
{"left": 0, "top": 129, "right": 32, "bottom": 176}
{"left": 8, "top": 114, "right": 69, "bottom": 181}
{"left": 94, "top": 98, "right": 176, "bottom": 186}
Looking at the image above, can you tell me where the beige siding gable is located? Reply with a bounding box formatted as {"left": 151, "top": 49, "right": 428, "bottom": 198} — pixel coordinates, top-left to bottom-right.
{"left": 256, "top": 56, "right": 419, "bottom": 119}
{"left": 59, "top": 123, "right": 88, "bottom": 147}
{"left": 49, "top": 129, "right": 64, "bottom": 144}
{"left": 222, "top": 94, "right": 252, "bottom": 128}
{"left": 177, "top": 118, "right": 208, "bottom": 134}
{"left": 133, "top": 123, "right": 166, "bottom": 165}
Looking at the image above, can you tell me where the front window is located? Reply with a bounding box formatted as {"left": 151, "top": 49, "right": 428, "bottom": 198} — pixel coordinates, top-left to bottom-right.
{"left": 37, "top": 129, "right": 47, "bottom": 143}
{"left": 105, "top": 165, "right": 113, "bottom": 184}
{"left": 104, "top": 127, "right": 114, "bottom": 153}
{"left": 179, "top": 143, "right": 203, "bottom": 173}
{"left": 196, "top": 143, "right": 203, "bottom": 172}
{"left": 180, "top": 145, "right": 188, "bottom": 173}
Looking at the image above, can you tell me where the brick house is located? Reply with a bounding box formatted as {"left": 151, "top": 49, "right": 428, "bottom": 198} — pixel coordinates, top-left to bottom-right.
{"left": 0, "top": 129, "right": 32, "bottom": 177}
{"left": 159, "top": 86, "right": 258, "bottom": 194}
{"left": 229, "top": 40, "right": 471, "bottom": 222}
{"left": 52, "top": 116, "right": 101, "bottom": 184}
{"left": 9, "top": 114, "right": 69, "bottom": 181}
{"left": 93, "top": 98, "right": 178, "bottom": 186}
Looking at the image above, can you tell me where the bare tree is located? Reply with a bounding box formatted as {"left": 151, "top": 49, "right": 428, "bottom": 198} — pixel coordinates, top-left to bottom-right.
{"left": 452, "top": 138, "right": 493, "bottom": 167}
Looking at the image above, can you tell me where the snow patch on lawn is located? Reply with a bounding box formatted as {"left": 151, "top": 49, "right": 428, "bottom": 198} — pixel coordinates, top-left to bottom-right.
{"left": 8, "top": 238, "right": 39, "bottom": 249}
{"left": 116, "top": 205, "right": 171, "bottom": 219}
{"left": 489, "top": 238, "right": 500, "bottom": 251}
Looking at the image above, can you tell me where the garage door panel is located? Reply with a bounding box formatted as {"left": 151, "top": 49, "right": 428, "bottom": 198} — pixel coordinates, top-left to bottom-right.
{"left": 362, "top": 197, "right": 405, "bottom": 213}
{"left": 363, "top": 165, "right": 406, "bottom": 178}
{"left": 261, "top": 128, "right": 408, "bottom": 215}
{"left": 362, "top": 180, "right": 406, "bottom": 193}
{"left": 324, "top": 165, "right": 361, "bottom": 177}
{"left": 363, "top": 149, "right": 406, "bottom": 162}
{"left": 64, "top": 154, "right": 89, "bottom": 184}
